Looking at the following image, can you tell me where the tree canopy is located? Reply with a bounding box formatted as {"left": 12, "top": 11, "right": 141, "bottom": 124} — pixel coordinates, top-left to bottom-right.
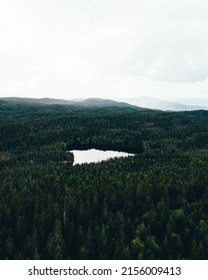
{"left": 1, "top": 100, "right": 208, "bottom": 259}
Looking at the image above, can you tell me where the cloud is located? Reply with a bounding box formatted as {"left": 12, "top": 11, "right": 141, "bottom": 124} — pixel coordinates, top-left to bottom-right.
{"left": 0, "top": 0, "right": 208, "bottom": 99}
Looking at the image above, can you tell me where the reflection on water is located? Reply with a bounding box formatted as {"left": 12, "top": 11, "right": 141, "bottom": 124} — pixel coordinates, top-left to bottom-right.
{"left": 71, "top": 149, "right": 134, "bottom": 165}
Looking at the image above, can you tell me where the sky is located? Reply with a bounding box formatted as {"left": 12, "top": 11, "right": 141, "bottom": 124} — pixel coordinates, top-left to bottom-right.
{"left": 1, "top": 0, "right": 208, "bottom": 101}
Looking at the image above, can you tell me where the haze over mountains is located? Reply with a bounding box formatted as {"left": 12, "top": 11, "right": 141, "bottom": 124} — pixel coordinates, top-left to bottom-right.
{"left": 177, "top": 99, "right": 208, "bottom": 107}
{"left": 1, "top": 96, "right": 208, "bottom": 111}
{"left": 122, "top": 96, "right": 208, "bottom": 111}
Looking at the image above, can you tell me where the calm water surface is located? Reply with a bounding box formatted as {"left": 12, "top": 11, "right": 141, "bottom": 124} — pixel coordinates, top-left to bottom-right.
{"left": 71, "top": 149, "right": 134, "bottom": 165}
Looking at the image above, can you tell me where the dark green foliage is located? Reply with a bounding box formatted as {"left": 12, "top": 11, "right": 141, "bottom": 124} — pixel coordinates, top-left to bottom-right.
{"left": 1, "top": 100, "right": 208, "bottom": 259}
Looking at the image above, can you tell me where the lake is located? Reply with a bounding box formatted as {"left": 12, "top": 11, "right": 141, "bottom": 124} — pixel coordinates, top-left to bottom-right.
{"left": 71, "top": 149, "right": 135, "bottom": 165}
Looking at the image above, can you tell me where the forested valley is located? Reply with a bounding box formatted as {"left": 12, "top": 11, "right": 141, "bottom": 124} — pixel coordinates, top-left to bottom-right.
{"left": 1, "top": 100, "right": 208, "bottom": 259}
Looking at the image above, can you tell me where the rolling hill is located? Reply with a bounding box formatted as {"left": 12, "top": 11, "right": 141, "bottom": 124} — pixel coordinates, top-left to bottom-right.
{"left": 1, "top": 96, "right": 208, "bottom": 111}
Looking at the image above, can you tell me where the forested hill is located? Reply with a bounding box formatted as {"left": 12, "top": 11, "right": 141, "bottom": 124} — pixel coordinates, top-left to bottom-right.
{"left": 1, "top": 101, "right": 208, "bottom": 259}
{"left": 0, "top": 97, "right": 139, "bottom": 109}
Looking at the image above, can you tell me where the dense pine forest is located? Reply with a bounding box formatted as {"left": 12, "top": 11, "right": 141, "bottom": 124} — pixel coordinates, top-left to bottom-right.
{"left": 1, "top": 99, "right": 208, "bottom": 259}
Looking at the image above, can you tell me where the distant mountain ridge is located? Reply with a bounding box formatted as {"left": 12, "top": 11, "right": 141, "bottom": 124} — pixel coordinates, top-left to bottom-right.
{"left": 1, "top": 96, "right": 208, "bottom": 111}
{"left": 0, "top": 97, "right": 138, "bottom": 109}
{"left": 1, "top": 97, "right": 75, "bottom": 105}
{"left": 75, "top": 98, "right": 138, "bottom": 108}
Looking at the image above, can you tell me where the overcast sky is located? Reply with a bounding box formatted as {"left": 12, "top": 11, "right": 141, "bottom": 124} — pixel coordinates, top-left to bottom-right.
{"left": 1, "top": 0, "right": 208, "bottom": 100}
